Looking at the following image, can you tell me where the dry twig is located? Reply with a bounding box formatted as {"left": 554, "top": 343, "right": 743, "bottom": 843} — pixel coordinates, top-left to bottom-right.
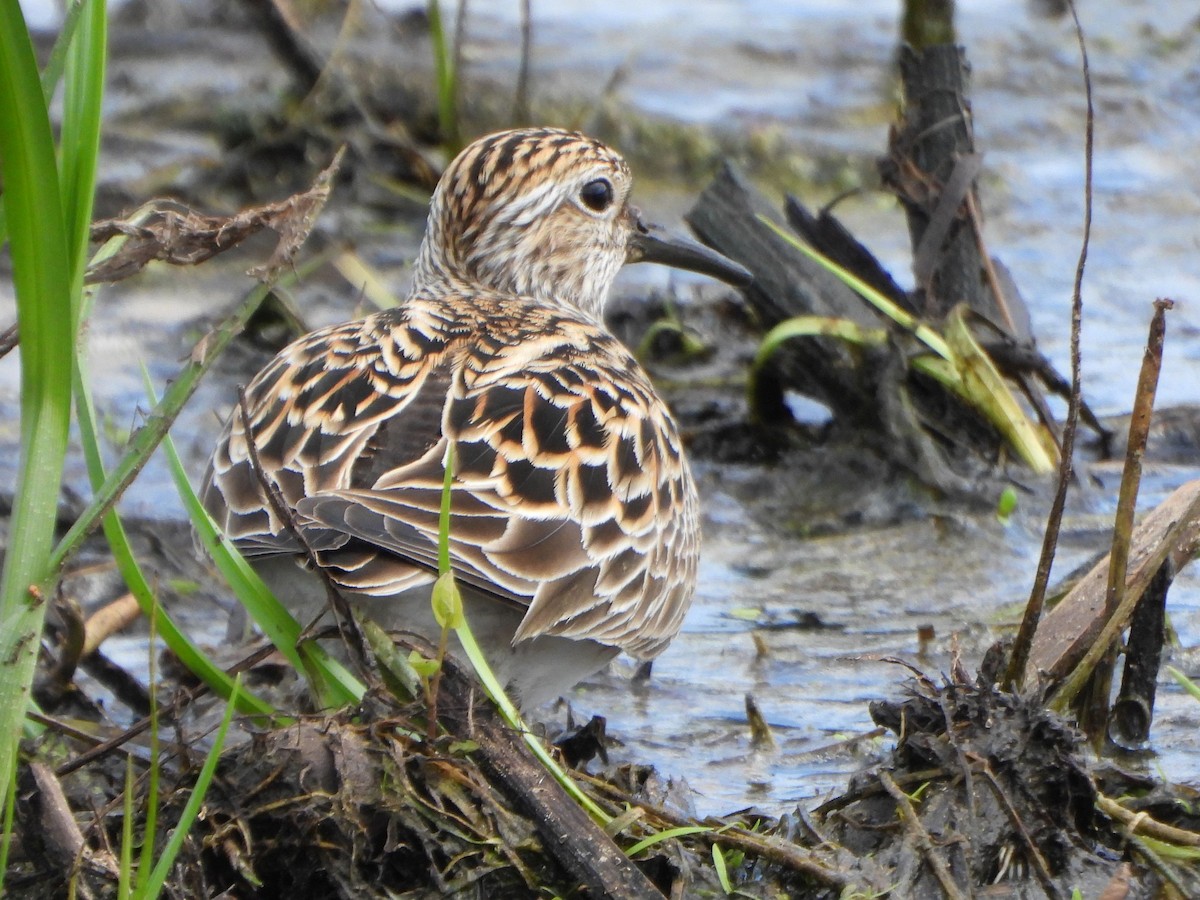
{"left": 976, "top": 765, "right": 1061, "bottom": 899}
{"left": 1004, "top": 0, "right": 1095, "bottom": 691}
{"left": 1081, "top": 298, "right": 1171, "bottom": 737}
{"left": 235, "top": 388, "right": 371, "bottom": 680}
{"left": 1097, "top": 795, "right": 1200, "bottom": 849}
{"left": 588, "top": 775, "right": 868, "bottom": 891}
{"left": 879, "top": 770, "right": 966, "bottom": 900}
{"left": 86, "top": 148, "right": 344, "bottom": 284}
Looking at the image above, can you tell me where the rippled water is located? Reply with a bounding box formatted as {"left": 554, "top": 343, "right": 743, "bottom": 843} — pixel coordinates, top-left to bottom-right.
{"left": 4, "top": 0, "right": 1200, "bottom": 815}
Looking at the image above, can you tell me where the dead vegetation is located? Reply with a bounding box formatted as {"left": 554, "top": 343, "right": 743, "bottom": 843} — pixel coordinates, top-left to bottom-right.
{"left": 14, "top": 629, "right": 1200, "bottom": 898}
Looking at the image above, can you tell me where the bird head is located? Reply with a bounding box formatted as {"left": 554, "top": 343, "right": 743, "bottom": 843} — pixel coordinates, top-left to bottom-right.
{"left": 414, "top": 127, "right": 750, "bottom": 319}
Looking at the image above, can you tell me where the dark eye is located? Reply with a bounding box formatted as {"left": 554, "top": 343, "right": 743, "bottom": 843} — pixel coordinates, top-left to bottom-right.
{"left": 579, "top": 178, "right": 615, "bottom": 213}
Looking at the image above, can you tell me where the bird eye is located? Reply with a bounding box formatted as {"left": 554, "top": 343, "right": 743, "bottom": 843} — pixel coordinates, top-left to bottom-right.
{"left": 579, "top": 178, "right": 615, "bottom": 213}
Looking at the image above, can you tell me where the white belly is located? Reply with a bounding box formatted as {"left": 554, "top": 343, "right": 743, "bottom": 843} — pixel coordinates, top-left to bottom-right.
{"left": 247, "top": 556, "right": 619, "bottom": 710}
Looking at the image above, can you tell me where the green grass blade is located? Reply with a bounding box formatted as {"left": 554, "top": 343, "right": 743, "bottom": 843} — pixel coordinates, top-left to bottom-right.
{"left": 942, "top": 305, "right": 1056, "bottom": 472}
{"left": 625, "top": 825, "right": 713, "bottom": 857}
{"left": 438, "top": 444, "right": 454, "bottom": 576}
{"left": 135, "top": 608, "right": 160, "bottom": 886}
{"left": 427, "top": 0, "right": 460, "bottom": 153}
{"left": 159, "top": 416, "right": 364, "bottom": 709}
{"left": 72, "top": 215, "right": 251, "bottom": 700}
{"left": 450, "top": 604, "right": 611, "bottom": 824}
{"left": 60, "top": 0, "right": 107, "bottom": 303}
{"left": 909, "top": 354, "right": 961, "bottom": 390}
{"left": 48, "top": 248, "right": 333, "bottom": 577}
{"left": 134, "top": 675, "right": 242, "bottom": 900}
{"left": 39, "top": 0, "right": 88, "bottom": 102}
{"left": 752, "top": 315, "right": 888, "bottom": 371}
{"left": 756, "top": 216, "right": 1055, "bottom": 473}
{"left": 1168, "top": 666, "right": 1200, "bottom": 704}
{"left": 712, "top": 843, "right": 733, "bottom": 894}
{"left": 1132, "top": 835, "right": 1200, "bottom": 862}
{"left": 332, "top": 250, "right": 403, "bottom": 310}
{"left": 0, "top": 0, "right": 87, "bottom": 252}
{"left": 0, "top": 763, "right": 16, "bottom": 892}
{"left": 47, "top": 278, "right": 279, "bottom": 576}
{"left": 72, "top": 344, "right": 274, "bottom": 715}
{"left": 428, "top": 445, "right": 609, "bottom": 822}
{"left": 748, "top": 315, "right": 965, "bottom": 420}
{"left": 118, "top": 754, "right": 135, "bottom": 899}
{"left": 148, "top": 367, "right": 363, "bottom": 709}
{"left": 759, "top": 215, "right": 954, "bottom": 360}
{"left": 431, "top": 446, "right": 610, "bottom": 824}
{"left": 0, "top": 0, "right": 77, "bottom": 815}
{"left": 749, "top": 315, "right": 890, "bottom": 417}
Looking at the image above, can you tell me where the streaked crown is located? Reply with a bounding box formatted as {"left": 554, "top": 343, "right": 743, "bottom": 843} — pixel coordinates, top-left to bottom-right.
{"left": 413, "top": 128, "right": 635, "bottom": 319}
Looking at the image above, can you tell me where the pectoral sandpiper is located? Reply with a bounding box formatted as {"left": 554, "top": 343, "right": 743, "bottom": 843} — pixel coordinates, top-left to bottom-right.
{"left": 201, "top": 127, "right": 751, "bottom": 708}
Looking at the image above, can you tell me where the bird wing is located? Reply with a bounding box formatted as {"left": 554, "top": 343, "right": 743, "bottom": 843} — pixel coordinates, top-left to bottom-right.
{"left": 201, "top": 298, "right": 698, "bottom": 656}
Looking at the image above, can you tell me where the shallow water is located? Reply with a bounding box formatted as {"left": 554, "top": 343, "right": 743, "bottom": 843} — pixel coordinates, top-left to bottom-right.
{"left": 4, "top": 0, "right": 1200, "bottom": 816}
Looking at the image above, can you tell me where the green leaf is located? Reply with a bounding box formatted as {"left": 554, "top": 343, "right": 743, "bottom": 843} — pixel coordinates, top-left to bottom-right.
{"left": 1168, "top": 666, "right": 1200, "bottom": 704}
{"left": 432, "top": 571, "right": 465, "bottom": 630}
{"left": 712, "top": 842, "right": 733, "bottom": 894}
{"left": 942, "top": 305, "right": 1056, "bottom": 473}
{"left": 0, "top": 0, "right": 79, "bottom": 817}
{"left": 995, "top": 485, "right": 1018, "bottom": 524}
{"left": 134, "top": 675, "right": 243, "bottom": 899}
{"left": 408, "top": 650, "right": 441, "bottom": 680}
{"left": 624, "top": 825, "right": 712, "bottom": 857}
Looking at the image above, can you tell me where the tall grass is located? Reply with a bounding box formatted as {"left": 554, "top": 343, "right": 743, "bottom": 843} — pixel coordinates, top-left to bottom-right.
{"left": 427, "top": 0, "right": 462, "bottom": 155}
{"left": 0, "top": 0, "right": 106, "bottom": 816}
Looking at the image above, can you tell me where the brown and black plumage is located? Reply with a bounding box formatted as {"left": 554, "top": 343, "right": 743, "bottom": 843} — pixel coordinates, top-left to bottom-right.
{"left": 201, "top": 127, "right": 750, "bottom": 707}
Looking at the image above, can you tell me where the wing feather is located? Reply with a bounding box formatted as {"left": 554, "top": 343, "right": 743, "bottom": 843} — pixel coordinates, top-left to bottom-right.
{"left": 200, "top": 292, "right": 698, "bottom": 657}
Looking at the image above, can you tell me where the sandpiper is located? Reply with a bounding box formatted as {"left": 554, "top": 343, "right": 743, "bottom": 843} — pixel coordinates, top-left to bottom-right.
{"left": 201, "top": 127, "right": 751, "bottom": 708}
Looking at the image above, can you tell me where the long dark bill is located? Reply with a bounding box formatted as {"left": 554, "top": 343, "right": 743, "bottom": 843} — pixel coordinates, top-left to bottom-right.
{"left": 627, "top": 218, "right": 753, "bottom": 288}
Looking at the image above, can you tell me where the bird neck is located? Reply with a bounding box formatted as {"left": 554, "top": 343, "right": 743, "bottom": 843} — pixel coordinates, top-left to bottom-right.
{"left": 411, "top": 234, "right": 612, "bottom": 324}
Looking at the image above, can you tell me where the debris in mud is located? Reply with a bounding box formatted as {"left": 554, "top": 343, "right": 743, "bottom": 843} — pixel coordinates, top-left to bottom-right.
{"left": 196, "top": 714, "right": 556, "bottom": 898}
{"left": 87, "top": 148, "right": 344, "bottom": 285}
{"left": 817, "top": 658, "right": 1200, "bottom": 898}
{"left": 10, "top": 662, "right": 880, "bottom": 899}
{"left": 14, "top": 635, "right": 1200, "bottom": 899}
